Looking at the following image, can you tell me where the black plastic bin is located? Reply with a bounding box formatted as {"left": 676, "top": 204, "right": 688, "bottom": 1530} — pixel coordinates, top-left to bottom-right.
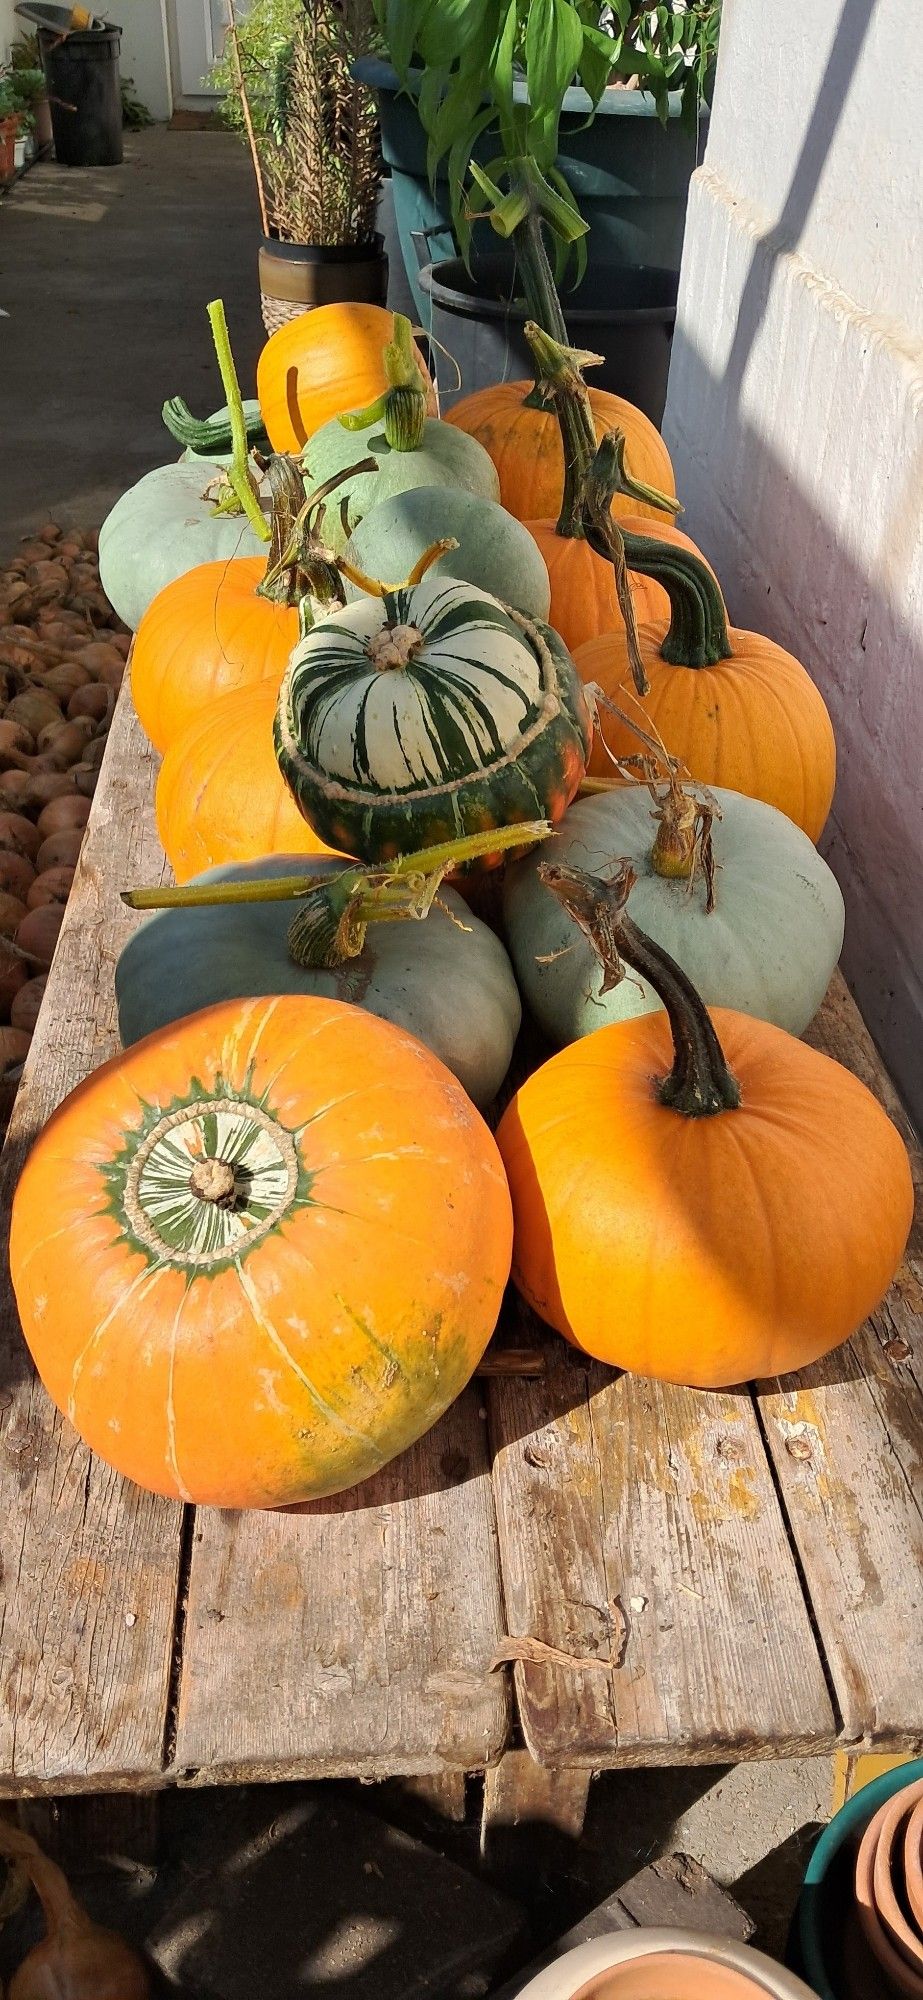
{"left": 38, "top": 21, "right": 122, "bottom": 167}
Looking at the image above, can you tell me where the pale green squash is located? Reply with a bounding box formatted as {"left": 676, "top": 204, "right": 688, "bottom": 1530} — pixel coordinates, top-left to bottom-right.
{"left": 503, "top": 785, "right": 845, "bottom": 1042}
{"left": 302, "top": 415, "right": 500, "bottom": 555}
{"left": 344, "top": 484, "right": 551, "bottom": 621}
{"left": 116, "top": 854, "right": 522, "bottom": 1109}
{"left": 99, "top": 462, "right": 269, "bottom": 631}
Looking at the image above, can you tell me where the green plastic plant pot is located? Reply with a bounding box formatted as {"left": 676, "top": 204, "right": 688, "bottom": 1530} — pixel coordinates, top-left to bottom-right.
{"left": 796, "top": 1758, "right": 923, "bottom": 2000}
{"left": 356, "top": 57, "right": 704, "bottom": 324}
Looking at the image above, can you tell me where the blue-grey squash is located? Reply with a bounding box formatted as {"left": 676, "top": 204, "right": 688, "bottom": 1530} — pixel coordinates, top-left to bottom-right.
{"left": 344, "top": 485, "right": 551, "bottom": 621}
{"left": 303, "top": 414, "right": 500, "bottom": 556}
{"left": 503, "top": 782, "right": 845, "bottom": 1043}
{"left": 99, "top": 462, "right": 269, "bottom": 631}
{"left": 116, "top": 853, "right": 523, "bottom": 1109}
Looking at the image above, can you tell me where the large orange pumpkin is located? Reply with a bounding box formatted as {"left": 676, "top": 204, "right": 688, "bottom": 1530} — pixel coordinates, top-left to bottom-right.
{"left": 444, "top": 378, "right": 675, "bottom": 525}
{"left": 257, "top": 302, "right": 435, "bottom": 454}
{"left": 497, "top": 862, "right": 914, "bottom": 1389}
{"left": 156, "top": 682, "right": 341, "bottom": 883}
{"left": 132, "top": 557, "right": 298, "bottom": 754}
{"left": 576, "top": 528, "right": 836, "bottom": 840}
{"left": 11, "top": 994, "right": 513, "bottom": 1506}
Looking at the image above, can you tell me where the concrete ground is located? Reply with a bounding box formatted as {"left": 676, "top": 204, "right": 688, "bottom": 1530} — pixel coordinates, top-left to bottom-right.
{"left": 0, "top": 130, "right": 834, "bottom": 1986}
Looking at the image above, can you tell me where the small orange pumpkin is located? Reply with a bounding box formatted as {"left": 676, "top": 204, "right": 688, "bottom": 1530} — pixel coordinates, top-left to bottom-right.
{"left": 11, "top": 994, "right": 513, "bottom": 1506}
{"left": 132, "top": 557, "right": 298, "bottom": 754}
{"left": 257, "top": 302, "right": 435, "bottom": 454}
{"left": 498, "top": 862, "right": 914, "bottom": 1389}
{"left": 444, "top": 377, "right": 675, "bottom": 525}
{"left": 576, "top": 490, "right": 836, "bottom": 841}
{"left": 156, "top": 683, "right": 340, "bottom": 883}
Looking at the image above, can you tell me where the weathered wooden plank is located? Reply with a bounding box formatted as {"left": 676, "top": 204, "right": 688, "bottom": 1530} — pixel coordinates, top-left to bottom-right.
{"left": 757, "top": 972, "right": 923, "bottom": 1747}
{"left": 489, "top": 1307, "right": 836, "bottom": 1767}
{"left": 174, "top": 1386, "right": 511, "bottom": 1780}
{"left": 0, "top": 681, "right": 184, "bottom": 1792}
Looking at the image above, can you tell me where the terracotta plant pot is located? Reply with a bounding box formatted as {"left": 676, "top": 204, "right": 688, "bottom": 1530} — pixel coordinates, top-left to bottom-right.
{"left": 873, "top": 1778, "right": 923, "bottom": 1975}
{"left": 512, "top": 1930, "right": 821, "bottom": 1999}
{"left": 855, "top": 1798, "right": 923, "bottom": 1998}
{"left": 905, "top": 1799, "right": 923, "bottom": 1940}
{"left": 0, "top": 115, "right": 18, "bottom": 180}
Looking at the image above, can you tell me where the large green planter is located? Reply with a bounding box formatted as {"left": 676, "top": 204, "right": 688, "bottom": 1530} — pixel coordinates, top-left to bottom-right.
{"left": 355, "top": 57, "right": 704, "bottom": 324}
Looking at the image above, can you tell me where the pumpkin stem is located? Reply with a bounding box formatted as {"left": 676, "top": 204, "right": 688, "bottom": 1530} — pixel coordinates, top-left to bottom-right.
{"left": 257, "top": 456, "right": 380, "bottom": 617}
{"left": 189, "top": 1158, "right": 237, "bottom": 1207}
{"left": 539, "top": 859, "right": 741, "bottom": 1117}
{"left": 338, "top": 313, "right": 427, "bottom": 451}
{"left": 205, "top": 299, "right": 270, "bottom": 543}
{"left": 343, "top": 538, "right": 458, "bottom": 605}
{"left": 122, "top": 824, "right": 551, "bottom": 938}
{"left": 649, "top": 771, "right": 721, "bottom": 913}
{"left": 582, "top": 436, "right": 733, "bottom": 674}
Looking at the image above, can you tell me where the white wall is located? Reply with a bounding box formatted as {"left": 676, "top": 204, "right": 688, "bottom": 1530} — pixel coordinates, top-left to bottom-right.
{"left": 116, "top": 0, "right": 172, "bottom": 121}
{"left": 1, "top": 0, "right": 19, "bottom": 64}
{"left": 664, "top": 0, "right": 923, "bottom": 1123}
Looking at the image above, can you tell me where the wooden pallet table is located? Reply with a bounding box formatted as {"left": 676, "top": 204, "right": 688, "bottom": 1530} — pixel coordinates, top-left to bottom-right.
{"left": 0, "top": 678, "right": 920, "bottom": 1830}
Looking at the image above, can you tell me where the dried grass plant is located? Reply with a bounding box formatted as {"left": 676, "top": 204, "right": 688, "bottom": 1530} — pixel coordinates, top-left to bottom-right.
{"left": 218, "top": 0, "right": 381, "bottom": 246}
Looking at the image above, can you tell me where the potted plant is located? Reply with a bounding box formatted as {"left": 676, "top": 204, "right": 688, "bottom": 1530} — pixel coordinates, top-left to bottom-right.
{"left": 0, "top": 79, "right": 22, "bottom": 179}
{"left": 357, "top": 0, "right": 718, "bottom": 414}
{"left": 212, "top": 0, "right": 385, "bottom": 335}
{"left": 8, "top": 48, "right": 53, "bottom": 152}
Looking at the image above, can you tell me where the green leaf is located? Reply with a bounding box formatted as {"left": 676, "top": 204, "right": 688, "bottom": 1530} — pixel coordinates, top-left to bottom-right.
{"left": 578, "top": 24, "right": 618, "bottom": 106}
{"left": 524, "top": 0, "right": 584, "bottom": 158}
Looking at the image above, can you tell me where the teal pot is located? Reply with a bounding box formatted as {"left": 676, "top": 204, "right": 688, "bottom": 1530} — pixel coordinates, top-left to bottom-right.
{"left": 794, "top": 1758, "right": 923, "bottom": 1999}
{"left": 354, "top": 57, "right": 705, "bottom": 324}
{"left": 418, "top": 249, "right": 677, "bottom": 423}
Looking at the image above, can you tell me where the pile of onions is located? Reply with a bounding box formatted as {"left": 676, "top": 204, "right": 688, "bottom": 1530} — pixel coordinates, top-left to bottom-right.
{"left": 0, "top": 522, "right": 128, "bottom": 1135}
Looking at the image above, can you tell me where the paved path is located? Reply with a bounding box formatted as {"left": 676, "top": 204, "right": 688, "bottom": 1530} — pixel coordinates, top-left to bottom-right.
{"left": 0, "top": 129, "right": 264, "bottom": 557}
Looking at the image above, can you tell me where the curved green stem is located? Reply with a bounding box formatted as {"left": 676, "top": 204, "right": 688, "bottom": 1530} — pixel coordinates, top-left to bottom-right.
{"left": 206, "top": 298, "right": 270, "bottom": 542}
{"left": 339, "top": 313, "right": 427, "bottom": 451}
{"left": 162, "top": 394, "right": 270, "bottom": 458}
{"left": 583, "top": 434, "right": 727, "bottom": 676}
{"left": 539, "top": 859, "right": 740, "bottom": 1117}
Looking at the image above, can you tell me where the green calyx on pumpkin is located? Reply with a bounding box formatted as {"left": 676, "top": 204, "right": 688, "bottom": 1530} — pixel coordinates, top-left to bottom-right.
{"left": 204, "top": 299, "right": 270, "bottom": 543}
{"left": 581, "top": 433, "right": 734, "bottom": 687}
{"left": 338, "top": 313, "right": 428, "bottom": 452}
{"left": 122, "top": 821, "right": 550, "bottom": 969}
{"left": 539, "top": 858, "right": 742, "bottom": 1118}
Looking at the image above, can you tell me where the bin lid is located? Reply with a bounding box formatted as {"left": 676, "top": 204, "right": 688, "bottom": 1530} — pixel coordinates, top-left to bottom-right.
{"left": 15, "top": 4, "right": 109, "bottom": 31}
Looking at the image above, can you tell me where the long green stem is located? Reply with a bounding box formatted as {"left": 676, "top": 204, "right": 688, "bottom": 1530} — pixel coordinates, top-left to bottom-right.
{"left": 121, "top": 821, "right": 551, "bottom": 916}
{"left": 206, "top": 298, "right": 270, "bottom": 542}
{"left": 540, "top": 859, "right": 741, "bottom": 1116}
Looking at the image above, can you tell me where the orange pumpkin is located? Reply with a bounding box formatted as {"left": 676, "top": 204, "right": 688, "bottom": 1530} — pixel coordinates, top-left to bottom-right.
{"left": 11, "top": 994, "right": 513, "bottom": 1506}
{"left": 257, "top": 302, "right": 435, "bottom": 454}
{"left": 132, "top": 557, "right": 298, "bottom": 754}
{"left": 444, "top": 378, "right": 675, "bottom": 525}
{"left": 576, "top": 525, "right": 836, "bottom": 840}
{"left": 156, "top": 682, "right": 341, "bottom": 883}
{"left": 497, "top": 862, "right": 914, "bottom": 1389}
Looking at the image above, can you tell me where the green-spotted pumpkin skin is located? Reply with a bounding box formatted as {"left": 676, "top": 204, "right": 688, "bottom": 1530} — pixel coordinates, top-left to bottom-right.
{"left": 274, "top": 575, "right": 592, "bottom": 867}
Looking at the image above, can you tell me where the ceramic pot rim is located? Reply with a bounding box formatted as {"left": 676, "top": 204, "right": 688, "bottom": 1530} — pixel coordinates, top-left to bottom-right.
{"left": 511, "top": 1929, "right": 820, "bottom": 1998}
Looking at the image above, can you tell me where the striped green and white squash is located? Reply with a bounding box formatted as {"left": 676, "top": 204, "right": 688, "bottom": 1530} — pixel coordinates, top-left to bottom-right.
{"left": 274, "top": 573, "right": 593, "bottom": 864}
